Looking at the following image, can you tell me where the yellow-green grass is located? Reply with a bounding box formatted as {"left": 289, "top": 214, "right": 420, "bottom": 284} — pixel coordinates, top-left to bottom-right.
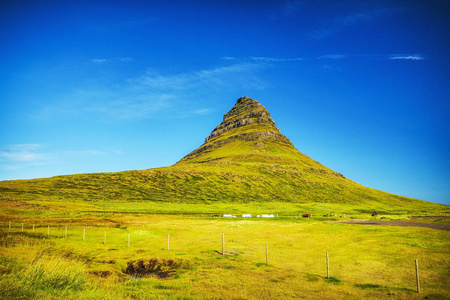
{"left": 1, "top": 196, "right": 448, "bottom": 225}
{"left": 1, "top": 214, "right": 449, "bottom": 299}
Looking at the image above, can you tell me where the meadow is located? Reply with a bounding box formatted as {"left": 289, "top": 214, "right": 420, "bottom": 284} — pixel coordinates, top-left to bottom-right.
{"left": 1, "top": 210, "right": 449, "bottom": 299}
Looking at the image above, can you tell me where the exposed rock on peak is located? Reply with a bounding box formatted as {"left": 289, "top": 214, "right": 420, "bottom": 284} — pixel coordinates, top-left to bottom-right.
{"left": 178, "top": 97, "right": 294, "bottom": 163}
{"left": 205, "top": 96, "right": 282, "bottom": 143}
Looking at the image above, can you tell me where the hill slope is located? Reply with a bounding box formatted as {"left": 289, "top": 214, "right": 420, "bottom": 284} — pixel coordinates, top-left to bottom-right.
{"left": 0, "top": 97, "right": 445, "bottom": 213}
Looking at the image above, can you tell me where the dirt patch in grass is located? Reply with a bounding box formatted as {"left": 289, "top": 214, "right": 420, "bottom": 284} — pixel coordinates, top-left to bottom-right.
{"left": 0, "top": 200, "right": 45, "bottom": 211}
{"left": 98, "top": 260, "right": 115, "bottom": 264}
{"left": 125, "top": 258, "right": 183, "bottom": 279}
{"left": 89, "top": 270, "right": 112, "bottom": 278}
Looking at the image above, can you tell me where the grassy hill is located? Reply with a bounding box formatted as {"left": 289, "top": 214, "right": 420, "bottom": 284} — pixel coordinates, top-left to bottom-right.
{"left": 0, "top": 97, "right": 447, "bottom": 215}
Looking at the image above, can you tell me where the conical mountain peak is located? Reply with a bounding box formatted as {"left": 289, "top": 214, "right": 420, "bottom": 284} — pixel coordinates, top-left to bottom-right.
{"left": 205, "top": 97, "right": 280, "bottom": 143}
{"left": 205, "top": 96, "right": 281, "bottom": 143}
{"left": 178, "top": 97, "right": 294, "bottom": 163}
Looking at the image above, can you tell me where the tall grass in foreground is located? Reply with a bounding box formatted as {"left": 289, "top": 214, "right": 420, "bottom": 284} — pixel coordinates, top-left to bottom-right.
{"left": 0, "top": 254, "right": 91, "bottom": 299}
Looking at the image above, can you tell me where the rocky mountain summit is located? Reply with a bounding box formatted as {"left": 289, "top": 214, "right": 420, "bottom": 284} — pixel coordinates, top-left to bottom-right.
{"left": 179, "top": 96, "right": 293, "bottom": 163}
{"left": 205, "top": 96, "right": 289, "bottom": 143}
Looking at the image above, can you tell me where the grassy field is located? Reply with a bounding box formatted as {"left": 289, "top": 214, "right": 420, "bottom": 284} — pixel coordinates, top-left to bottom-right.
{"left": 1, "top": 211, "right": 449, "bottom": 299}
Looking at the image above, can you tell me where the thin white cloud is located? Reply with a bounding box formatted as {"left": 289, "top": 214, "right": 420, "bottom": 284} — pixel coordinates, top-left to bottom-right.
{"left": 307, "top": 8, "right": 401, "bottom": 42}
{"left": 389, "top": 54, "right": 424, "bottom": 61}
{"left": 250, "top": 56, "right": 304, "bottom": 62}
{"left": 31, "top": 62, "right": 267, "bottom": 121}
{"left": 90, "top": 58, "right": 111, "bottom": 64}
{"left": 194, "top": 108, "right": 213, "bottom": 115}
{"left": 0, "top": 144, "right": 43, "bottom": 162}
{"left": 0, "top": 144, "right": 49, "bottom": 173}
{"left": 0, "top": 144, "right": 121, "bottom": 172}
{"left": 135, "top": 63, "right": 265, "bottom": 91}
{"left": 90, "top": 57, "right": 133, "bottom": 64}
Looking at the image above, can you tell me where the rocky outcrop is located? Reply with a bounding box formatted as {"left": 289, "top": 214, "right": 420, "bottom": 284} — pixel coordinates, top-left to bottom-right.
{"left": 179, "top": 96, "right": 294, "bottom": 162}
{"left": 205, "top": 96, "right": 282, "bottom": 143}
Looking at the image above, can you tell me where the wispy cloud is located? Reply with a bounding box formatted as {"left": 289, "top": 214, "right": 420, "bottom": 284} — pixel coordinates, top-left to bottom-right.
{"left": 193, "top": 108, "right": 213, "bottom": 115}
{"left": 249, "top": 56, "right": 304, "bottom": 62}
{"left": 389, "top": 54, "right": 424, "bottom": 61}
{"left": 132, "top": 63, "right": 265, "bottom": 92}
{"left": 0, "top": 144, "right": 44, "bottom": 162}
{"left": 31, "top": 62, "right": 267, "bottom": 121}
{"left": 0, "top": 144, "right": 50, "bottom": 173}
{"left": 307, "top": 8, "right": 401, "bottom": 42}
{"left": 90, "top": 57, "right": 133, "bottom": 64}
{"left": 223, "top": 54, "right": 426, "bottom": 64}
{"left": 319, "top": 54, "right": 425, "bottom": 61}
{"left": 90, "top": 58, "right": 111, "bottom": 64}
{"left": 0, "top": 144, "right": 120, "bottom": 173}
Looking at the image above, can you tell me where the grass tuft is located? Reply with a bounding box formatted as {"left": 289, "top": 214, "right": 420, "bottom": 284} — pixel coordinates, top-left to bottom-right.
{"left": 355, "top": 283, "right": 384, "bottom": 290}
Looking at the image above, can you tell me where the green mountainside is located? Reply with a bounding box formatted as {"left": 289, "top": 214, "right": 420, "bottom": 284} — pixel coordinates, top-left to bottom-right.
{"left": 0, "top": 97, "right": 446, "bottom": 213}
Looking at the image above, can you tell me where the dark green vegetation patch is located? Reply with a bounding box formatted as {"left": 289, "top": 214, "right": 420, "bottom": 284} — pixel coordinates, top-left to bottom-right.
{"left": 125, "top": 258, "right": 184, "bottom": 279}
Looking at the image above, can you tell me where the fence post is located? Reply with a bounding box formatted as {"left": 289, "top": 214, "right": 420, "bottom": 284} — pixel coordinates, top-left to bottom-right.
{"left": 266, "top": 244, "right": 269, "bottom": 265}
{"left": 47, "top": 225, "right": 50, "bottom": 237}
{"left": 415, "top": 259, "right": 420, "bottom": 293}
{"left": 326, "top": 252, "right": 330, "bottom": 279}
{"left": 222, "top": 233, "right": 225, "bottom": 255}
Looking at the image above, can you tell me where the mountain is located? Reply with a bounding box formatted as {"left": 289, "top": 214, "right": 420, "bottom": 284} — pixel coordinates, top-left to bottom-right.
{"left": 178, "top": 96, "right": 294, "bottom": 164}
{"left": 0, "top": 97, "right": 443, "bottom": 213}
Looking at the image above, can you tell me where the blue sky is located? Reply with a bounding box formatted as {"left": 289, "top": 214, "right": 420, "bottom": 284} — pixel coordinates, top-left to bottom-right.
{"left": 1, "top": 0, "right": 449, "bottom": 205}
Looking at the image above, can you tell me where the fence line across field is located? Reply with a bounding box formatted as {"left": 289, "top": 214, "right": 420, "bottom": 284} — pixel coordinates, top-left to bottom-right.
{"left": 4, "top": 222, "right": 422, "bottom": 294}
